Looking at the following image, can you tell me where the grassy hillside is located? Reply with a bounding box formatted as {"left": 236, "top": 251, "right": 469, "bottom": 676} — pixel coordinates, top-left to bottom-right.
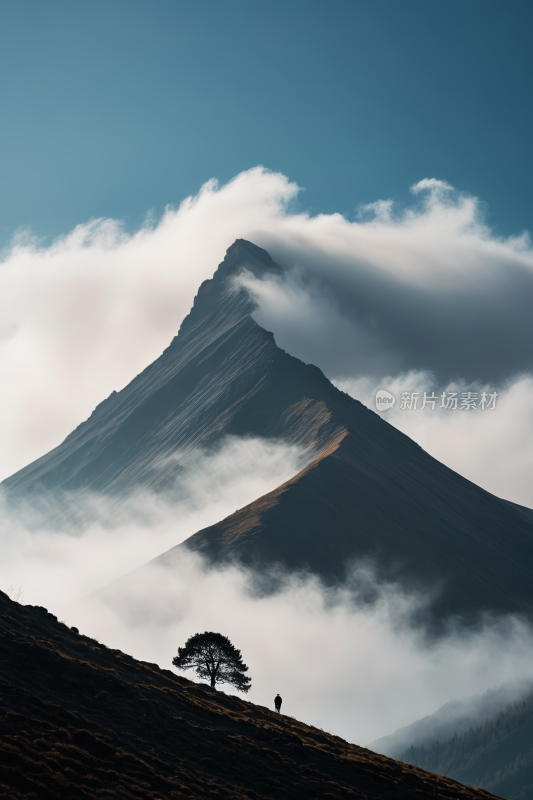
{"left": 401, "top": 692, "right": 533, "bottom": 799}
{"left": 0, "top": 588, "right": 502, "bottom": 799}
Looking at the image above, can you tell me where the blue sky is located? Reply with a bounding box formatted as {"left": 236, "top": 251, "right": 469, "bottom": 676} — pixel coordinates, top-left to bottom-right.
{"left": 1, "top": 0, "right": 531, "bottom": 247}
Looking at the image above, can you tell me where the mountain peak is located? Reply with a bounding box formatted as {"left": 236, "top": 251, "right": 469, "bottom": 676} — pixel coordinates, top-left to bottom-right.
{"left": 226, "top": 238, "right": 273, "bottom": 262}
{"left": 1, "top": 239, "right": 291, "bottom": 499}
{"left": 5, "top": 241, "right": 533, "bottom": 624}
{"left": 213, "top": 238, "right": 280, "bottom": 281}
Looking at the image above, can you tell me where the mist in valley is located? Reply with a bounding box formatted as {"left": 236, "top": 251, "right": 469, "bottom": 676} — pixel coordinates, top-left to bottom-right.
{"left": 2, "top": 436, "right": 533, "bottom": 747}
{"left": 1, "top": 168, "right": 533, "bottom": 749}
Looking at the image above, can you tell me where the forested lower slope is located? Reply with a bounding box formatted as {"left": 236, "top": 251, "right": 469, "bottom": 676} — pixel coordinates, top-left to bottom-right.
{"left": 401, "top": 691, "right": 533, "bottom": 800}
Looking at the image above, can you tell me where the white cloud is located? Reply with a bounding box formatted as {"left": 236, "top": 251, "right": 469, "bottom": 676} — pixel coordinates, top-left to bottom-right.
{"left": 1, "top": 167, "right": 532, "bottom": 512}
{"left": 2, "top": 169, "right": 533, "bottom": 750}
{"left": 0, "top": 168, "right": 298, "bottom": 480}
{"left": 5, "top": 458, "right": 533, "bottom": 747}
{"left": 245, "top": 179, "right": 533, "bottom": 386}
{"left": 336, "top": 372, "right": 533, "bottom": 508}
{"left": 3, "top": 166, "right": 533, "bottom": 508}
{"left": 67, "top": 553, "right": 533, "bottom": 746}
{"left": 0, "top": 435, "right": 308, "bottom": 602}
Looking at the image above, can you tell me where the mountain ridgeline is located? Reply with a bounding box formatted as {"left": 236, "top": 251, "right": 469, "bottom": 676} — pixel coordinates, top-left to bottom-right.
{"left": 4, "top": 239, "right": 533, "bottom": 621}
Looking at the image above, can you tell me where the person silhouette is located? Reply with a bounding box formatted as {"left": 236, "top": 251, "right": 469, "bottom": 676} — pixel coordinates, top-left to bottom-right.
{"left": 274, "top": 694, "right": 282, "bottom": 713}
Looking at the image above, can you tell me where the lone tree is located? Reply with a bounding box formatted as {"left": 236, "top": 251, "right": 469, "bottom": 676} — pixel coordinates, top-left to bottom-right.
{"left": 172, "top": 632, "right": 251, "bottom": 693}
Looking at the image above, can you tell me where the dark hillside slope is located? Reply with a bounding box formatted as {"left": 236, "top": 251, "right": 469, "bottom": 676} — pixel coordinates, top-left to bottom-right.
{"left": 399, "top": 691, "right": 533, "bottom": 800}
{"left": 5, "top": 239, "right": 533, "bottom": 619}
{"left": 0, "top": 590, "right": 501, "bottom": 800}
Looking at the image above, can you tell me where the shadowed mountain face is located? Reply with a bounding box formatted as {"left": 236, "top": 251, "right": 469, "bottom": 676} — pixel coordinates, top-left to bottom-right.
{"left": 4, "top": 239, "right": 533, "bottom": 619}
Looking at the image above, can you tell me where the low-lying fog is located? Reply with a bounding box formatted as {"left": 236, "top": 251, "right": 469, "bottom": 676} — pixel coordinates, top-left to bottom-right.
{"left": 2, "top": 168, "right": 533, "bottom": 746}
{"left": 2, "top": 435, "right": 533, "bottom": 746}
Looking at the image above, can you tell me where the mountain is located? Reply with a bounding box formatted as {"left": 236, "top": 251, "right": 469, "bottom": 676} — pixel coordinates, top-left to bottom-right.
{"left": 4, "top": 239, "right": 533, "bottom": 620}
{"left": 2, "top": 239, "right": 311, "bottom": 497}
{"left": 397, "top": 690, "right": 533, "bottom": 800}
{"left": 0, "top": 588, "right": 504, "bottom": 800}
{"left": 369, "top": 682, "right": 533, "bottom": 758}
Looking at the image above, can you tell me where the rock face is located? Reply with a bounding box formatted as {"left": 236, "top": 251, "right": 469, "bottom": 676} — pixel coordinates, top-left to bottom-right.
{"left": 4, "top": 239, "right": 533, "bottom": 619}
{"left": 0, "top": 589, "right": 505, "bottom": 800}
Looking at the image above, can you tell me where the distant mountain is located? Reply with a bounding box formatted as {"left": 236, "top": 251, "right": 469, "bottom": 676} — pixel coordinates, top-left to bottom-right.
{"left": 0, "top": 588, "right": 501, "bottom": 800}
{"left": 369, "top": 681, "right": 533, "bottom": 758}
{"left": 5, "top": 239, "right": 533, "bottom": 620}
{"left": 397, "top": 689, "right": 533, "bottom": 800}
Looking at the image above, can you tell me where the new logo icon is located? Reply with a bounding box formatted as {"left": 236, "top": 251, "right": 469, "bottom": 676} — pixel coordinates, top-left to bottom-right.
{"left": 375, "top": 389, "right": 396, "bottom": 412}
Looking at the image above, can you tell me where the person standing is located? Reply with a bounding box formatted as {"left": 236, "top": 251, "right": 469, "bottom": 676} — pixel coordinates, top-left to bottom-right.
{"left": 274, "top": 694, "right": 282, "bottom": 713}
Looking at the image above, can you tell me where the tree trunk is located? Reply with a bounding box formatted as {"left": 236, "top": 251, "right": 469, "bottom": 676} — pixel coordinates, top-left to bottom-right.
{"left": 211, "top": 675, "right": 216, "bottom": 689}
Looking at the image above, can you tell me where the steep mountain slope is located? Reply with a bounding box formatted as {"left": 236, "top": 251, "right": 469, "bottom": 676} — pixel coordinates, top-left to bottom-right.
{"left": 0, "top": 588, "right": 503, "bottom": 800}
{"left": 4, "top": 239, "right": 533, "bottom": 619}
{"left": 2, "top": 240, "right": 327, "bottom": 498}
{"left": 398, "top": 690, "right": 533, "bottom": 800}
{"left": 164, "top": 421, "right": 533, "bottom": 620}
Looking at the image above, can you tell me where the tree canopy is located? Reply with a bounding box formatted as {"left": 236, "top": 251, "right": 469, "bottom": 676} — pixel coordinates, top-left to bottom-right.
{"left": 172, "top": 631, "right": 251, "bottom": 693}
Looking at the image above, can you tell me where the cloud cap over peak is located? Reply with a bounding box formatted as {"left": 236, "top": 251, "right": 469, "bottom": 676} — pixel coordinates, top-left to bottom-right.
{"left": 245, "top": 178, "right": 533, "bottom": 385}
{"left": 0, "top": 166, "right": 532, "bottom": 508}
